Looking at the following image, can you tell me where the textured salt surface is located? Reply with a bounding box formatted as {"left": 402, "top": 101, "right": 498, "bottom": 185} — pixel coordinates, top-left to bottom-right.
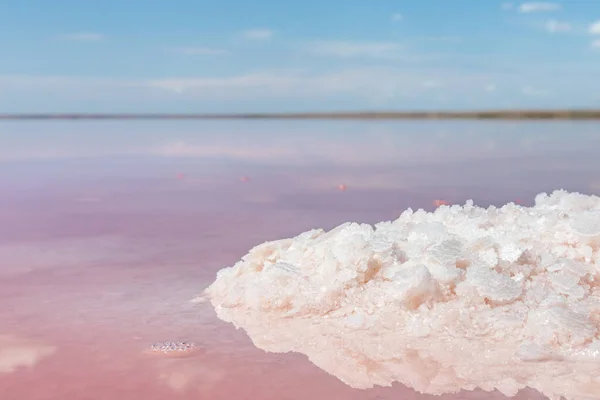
{"left": 205, "top": 190, "right": 600, "bottom": 400}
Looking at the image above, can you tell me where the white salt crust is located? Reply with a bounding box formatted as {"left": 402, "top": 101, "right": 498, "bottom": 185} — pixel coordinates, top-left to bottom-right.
{"left": 204, "top": 190, "right": 600, "bottom": 400}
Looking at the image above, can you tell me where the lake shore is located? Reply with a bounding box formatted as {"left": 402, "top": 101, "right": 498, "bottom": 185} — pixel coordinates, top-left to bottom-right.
{"left": 2, "top": 110, "right": 600, "bottom": 120}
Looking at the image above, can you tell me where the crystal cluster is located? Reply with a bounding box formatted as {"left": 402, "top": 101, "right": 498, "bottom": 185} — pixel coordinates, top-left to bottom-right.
{"left": 205, "top": 190, "right": 600, "bottom": 400}
{"left": 146, "top": 341, "right": 197, "bottom": 356}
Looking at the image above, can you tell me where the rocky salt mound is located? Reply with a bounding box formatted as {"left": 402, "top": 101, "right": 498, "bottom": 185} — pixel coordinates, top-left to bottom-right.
{"left": 203, "top": 190, "right": 600, "bottom": 400}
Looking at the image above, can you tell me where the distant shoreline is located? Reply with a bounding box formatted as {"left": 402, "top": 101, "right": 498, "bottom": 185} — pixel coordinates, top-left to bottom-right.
{"left": 1, "top": 110, "right": 600, "bottom": 120}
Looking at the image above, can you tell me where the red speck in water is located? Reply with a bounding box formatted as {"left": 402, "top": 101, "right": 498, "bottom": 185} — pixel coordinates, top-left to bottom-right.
{"left": 433, "top": 199, "right": 449, "bottom": 207}
{"left": 176, "top": 173, "right": 185, "bottom": 180}
{"left": 515, "top": 199, "right": 523, "bottom": 205}
{"left": 240, "top": 176, "right": 250, "bottom": 183}
{"left": 338, "top": 184, "right": 347, "bottom": 191}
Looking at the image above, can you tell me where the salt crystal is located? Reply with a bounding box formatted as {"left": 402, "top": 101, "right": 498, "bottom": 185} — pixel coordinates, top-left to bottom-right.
{"left": 203, "top": 190, "right": 600, "bottom": 400}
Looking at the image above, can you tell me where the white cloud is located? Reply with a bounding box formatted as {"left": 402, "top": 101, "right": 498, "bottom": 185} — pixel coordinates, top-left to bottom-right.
{"left": 142, "top": 72, "right": 300, "bottom": 93}
{"left": 0, "top": 67, "right": 587, "bottom": 99}
{"left": 0, "top": 75, "right": 114, "bottom": 90}
{"left": 306, "top": 40, "right": 403, "bottom": 58}
{"left": 545, "top": 19, "right": 572, "bottom": 33}
{"left": 176, "top": 47, "right": 228, "bottom": 55}
{"left": 592, "top": 39, "right": 600, "bottom": 49}
{"left": 412, "top": 36, "right": 463, "bottom": 44}
{"left": 501, "top": 2, "right": 514, "bottom": 10}
{"left": 391, "top": 13, "right": 403, "bottom": 21}
{"left": 242, "top": 29, "right": 274, "bottom": 40}
{"left": 62, "top": 32, "right": 105, "bottom": 41}
{"left": 3, "top": 62, "right": 599, "bottom": 112}
{"left": 589, "top": 20, "right": 600, "bottom": 35}
{"left": 485, "top": 83, "right": 497, "bottom": 92}
{"left": 127, "top": 67, "right": 505, "bottom": 101}
{"left": 518, "top": 2, "right": 561, "bottom": 13}
{"left": 522, "top": 85, "right": 549, "bottom": 96}
{"left": 422, "top": 80, "right": 442, "bottom": 88}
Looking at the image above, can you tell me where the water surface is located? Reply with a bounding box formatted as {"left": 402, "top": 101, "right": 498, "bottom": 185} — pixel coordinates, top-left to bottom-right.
{"left": 0, "top": 120, "right": 598, "bottom": 399}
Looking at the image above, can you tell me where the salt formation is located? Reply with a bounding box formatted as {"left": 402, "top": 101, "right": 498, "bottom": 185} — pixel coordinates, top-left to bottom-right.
{"left": 145, "top": 341, "right": 198, "bottom": 357}
{"left": 204, "top": 190, "right": 600, "bottom": 400}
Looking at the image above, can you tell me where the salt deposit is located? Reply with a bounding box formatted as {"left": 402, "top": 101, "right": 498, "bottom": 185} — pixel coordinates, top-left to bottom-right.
{"left": 144, "top": 341, "right": 198, "bottom": 357}
{"left": 203, "top": 190, "right": 600, "bottom": 400}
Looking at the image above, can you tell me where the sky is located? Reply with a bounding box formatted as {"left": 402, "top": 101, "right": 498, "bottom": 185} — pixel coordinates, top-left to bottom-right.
{"left": 0, "top": 0, "right": 599, "bottom": 112}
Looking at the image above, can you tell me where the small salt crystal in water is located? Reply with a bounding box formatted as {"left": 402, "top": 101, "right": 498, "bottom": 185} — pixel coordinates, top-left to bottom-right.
{"left": 144, "top": 341, "right": 198, "bottom": 357}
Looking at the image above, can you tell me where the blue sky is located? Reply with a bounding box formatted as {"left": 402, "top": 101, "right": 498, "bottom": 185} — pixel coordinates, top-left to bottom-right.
{"left": 0, "top": 0, "right": 599, "bottom": 112}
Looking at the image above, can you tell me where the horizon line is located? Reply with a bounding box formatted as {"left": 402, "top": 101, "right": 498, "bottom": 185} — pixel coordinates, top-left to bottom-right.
{"left": 2, "top": 109, "right": 600, "bottom": 120}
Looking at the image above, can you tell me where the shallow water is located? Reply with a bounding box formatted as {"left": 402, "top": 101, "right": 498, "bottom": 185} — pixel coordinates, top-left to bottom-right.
{"left": 0, "top": 121, "right": 598, "bottom": 399}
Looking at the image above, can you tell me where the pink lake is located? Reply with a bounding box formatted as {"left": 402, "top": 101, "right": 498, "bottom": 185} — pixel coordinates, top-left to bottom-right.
{"left": 0, "top": 120, "right": 599, "bottom": 400}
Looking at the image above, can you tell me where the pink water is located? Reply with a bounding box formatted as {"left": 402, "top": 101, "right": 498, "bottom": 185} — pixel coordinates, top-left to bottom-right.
{"left": 0, "top": 121, "right": 599, "bottom": 399}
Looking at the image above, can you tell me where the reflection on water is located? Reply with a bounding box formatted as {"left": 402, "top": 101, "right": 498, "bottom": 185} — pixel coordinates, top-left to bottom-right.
{"left": 0, "top": 335, "right": 55, "bottom": 374}
{"left": 0, "top": 121, "right": 598, "bottom": 399}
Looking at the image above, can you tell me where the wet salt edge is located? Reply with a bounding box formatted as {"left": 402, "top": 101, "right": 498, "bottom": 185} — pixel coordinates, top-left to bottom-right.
{"left": 203, "top": 190, "right": 600, "bottom": 400}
